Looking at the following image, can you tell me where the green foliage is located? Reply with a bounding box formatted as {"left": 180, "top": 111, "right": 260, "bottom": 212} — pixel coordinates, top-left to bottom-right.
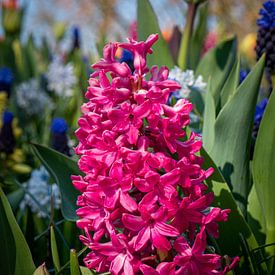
{"left": 188, "top": 4, "right": 208, "bottom": 70}
{"left": 252, "top": 88, "right": 275, "bottom": 272}
{"left": 51, "top": 226, "right": 61, "bottom": 272}
{"left": 196, "top": 37, "right": 237, "bottom": 109}
{"left": 203, "top": 56, "right": 265, "bottom": 213}
{"left": 137, "top": 0, "right": 174, "bottom": 69}
{"left": 201, "top": 148, "right": 266, "bottom": 273}
{"left": 0, "top": 187, "right": 35, "bottom": 275}
{"left": 70, "top": 249, "right": 81, "bottom": 275}
{"left": 31, "top": 143, "right": 81, "bottom": 221}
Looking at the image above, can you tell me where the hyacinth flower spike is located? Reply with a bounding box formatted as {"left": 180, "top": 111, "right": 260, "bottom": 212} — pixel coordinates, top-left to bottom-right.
{"left": 72, "top": 33, "right": 239, "bottom": 274}
{"left": 51, "top": 118, "right": 71, "bottom": 156}
{"left": 256, "top": 0, "right": 275, "bottom": 91}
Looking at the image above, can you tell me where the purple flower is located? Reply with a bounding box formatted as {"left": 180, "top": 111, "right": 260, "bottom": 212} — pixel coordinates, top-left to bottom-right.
{"left": 257, "top": 0, "right": 275, "bottom": 28}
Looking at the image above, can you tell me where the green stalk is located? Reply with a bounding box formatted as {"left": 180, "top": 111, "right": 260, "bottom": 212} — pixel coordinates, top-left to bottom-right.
{"left": 265, "top": 229, "right": 275, "bottom": 273}
{"left": 177, "top": 2, "right": 198, "bottom": 70}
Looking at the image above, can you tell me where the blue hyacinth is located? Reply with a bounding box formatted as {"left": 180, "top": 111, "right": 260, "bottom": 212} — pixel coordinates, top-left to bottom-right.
{"left": 254, "top": 98, "right": 268, "bottom": 123}
{"left": 0, "top": 67, "right": 13, "bottom": 95}
{"left": 257, "top": 0, "right": 275, "bottom": 28}
{"left": 51, "top": 118, "right": 71, "bottom": 156}
{"left": 239, "top": 69, "right": 250, "bottom": 84}
{"left": 51, "top": 118, "right": 68, "bottom": 134}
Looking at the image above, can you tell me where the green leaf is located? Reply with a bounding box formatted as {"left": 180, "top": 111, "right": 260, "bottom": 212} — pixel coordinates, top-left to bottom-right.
{"left": 196, "top": 37, "right": 237, "bottom": 108}
{"left": 51, "top": 226, "right": 61, "bottom": 272}
{"left": 7, "top": 187, "right": 24, "bottom": 211}
{"left": 31, "top": 143, "right": 81, "bottom": 221}
{"left": 200, "top": 150, "right": 263, "bottom": 272}
{"left": 0, "top": 187, "right": 35, "bottom": 275}
{"left": 188, "top": 3, "right": 208, "bottom": 70}
{"left": 137, "top": 0, "right": 174, "bottom": 69}
{"left": 210, "top": 55, "right": 265, "bottom": 213}
{"left": 70, "top": 249, "right": 81, "bottom": 275}
{"left": 252, "top": 88, "right": 275, "bottom": 262}
{"left": 220, "top": 57, "right": 240, "bottom": 108}
{"left": 202, "top": 80, "right": 216, "bottom": 151}
{"left": 247, "top": 184, "right": 266, "bottom": 245}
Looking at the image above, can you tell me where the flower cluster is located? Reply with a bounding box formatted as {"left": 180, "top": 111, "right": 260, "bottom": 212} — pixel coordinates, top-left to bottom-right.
{"left": 256, "top": 0, "right": 275, "bottom": 84}
{"left": 20, "top": 166, "right": 61, "bottom": 218}
{"left": 46, "top": 57, "right": 76, "bottom": 97}
{"left": 16, "top": 79, "right": 53, "bottom": 116}
{"left": 72, "top": 34, "right": 238, "bottom": 274}
{"left": 168, "top": 67, "right": 206, "bottom": 99}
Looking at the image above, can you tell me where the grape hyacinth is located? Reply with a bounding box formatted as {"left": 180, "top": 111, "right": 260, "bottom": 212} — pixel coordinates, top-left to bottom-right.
{"left": 0, "top": 67, "right": 13, "bottom": 97}
{"left": 255, "top": 0, "right": 275, "bottom": 88}
{"left": 20, "top": 166, "right": 61, "bottom": 218}
{"left": 51, "top": 117, "right": 72, "bottom": 156}
{"left": 72, "top": 34, "right": 239, "bottom": 274}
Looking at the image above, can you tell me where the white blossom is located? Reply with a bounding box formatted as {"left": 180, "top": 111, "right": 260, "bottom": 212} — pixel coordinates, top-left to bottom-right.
{"left": 169, "top": 67, "right": 207, "bottom": 98}
{"left": 46, "top": 57, "right": 77, "bottom": 97}
{"left": 20, "top": 166, "right": 61, "bottom": 218}
{"left": 16, "top": 79, "right": 53, "bottom": 116}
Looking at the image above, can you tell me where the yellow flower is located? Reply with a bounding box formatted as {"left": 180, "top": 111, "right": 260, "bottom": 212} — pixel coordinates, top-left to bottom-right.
{"left": 240, "top": 33, "right": 256, "bottom": 62}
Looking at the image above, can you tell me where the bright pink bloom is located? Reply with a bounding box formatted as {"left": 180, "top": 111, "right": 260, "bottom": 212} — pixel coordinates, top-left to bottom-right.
{"left": 72, "top": 33, "right": 238, "bottom": 274}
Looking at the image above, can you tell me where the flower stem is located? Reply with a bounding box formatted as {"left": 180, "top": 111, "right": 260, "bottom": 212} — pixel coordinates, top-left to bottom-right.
{"left": 178, "top": 2, "right": 198, "bottom": 70}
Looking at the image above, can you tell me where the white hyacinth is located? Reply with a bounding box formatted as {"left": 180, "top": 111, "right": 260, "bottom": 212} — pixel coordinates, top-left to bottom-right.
{"left": 16, "top": 79, "right": 53, "bottom": 116}
{"left": 19, "top": 166, "right": 61, "bottom": 218}
{"left": 168, "top": 67, "right": 207, "bottom": 98}
{"left": 46, "top": 57, "right": 77, "bottom": 97}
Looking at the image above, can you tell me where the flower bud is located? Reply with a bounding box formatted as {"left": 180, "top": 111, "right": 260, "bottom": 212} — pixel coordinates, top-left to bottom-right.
{"left": 2, "top": 6, "right": 23, "bottom": 36}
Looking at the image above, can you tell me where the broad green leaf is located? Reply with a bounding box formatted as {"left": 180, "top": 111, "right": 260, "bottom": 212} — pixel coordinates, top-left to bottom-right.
{"left": 33, "top": 263, "right": 50, "bottom": 275}
{"left": 252, "top": 88, "right": 275, "bottom": 262}
{"left": 202, "top": 80, "right": 216, "bottom": 151}
{"left": 51, "top": 226, "right": 61, "bottom": 272}
{"left": 247, "top": 184, "right": 266, "bottom": 245}
{"left": 220, "top": 57, "right": 240, "bottom": 108}
{"left": 210, "top": 55, "right": 265, "bottom": 213}
{"left": 196, "top": 38, "right": 237, "bottom": 108}
{"left": 70, "top": 249, "right": 81, "bottom": 275}
{"left": 31, "top": 143, "right": 81, "bottom": 221}
{"left": 137, "top": 0, "right": 174, "bottom": 69}
{"left": 0, "top": 187, "right": 35, "bottom": 275}
{"left": 200, "top": 150, "right": 263, "bottom": 273}
{"left": 188, "top": 3, "right": 208, "bottom": 70}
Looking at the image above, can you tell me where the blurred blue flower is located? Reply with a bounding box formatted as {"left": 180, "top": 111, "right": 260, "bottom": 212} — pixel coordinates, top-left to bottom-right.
{"left": 119, "top": 49, "right": 134, "bottom": 72}
{"left": 51, "top": 118, "right": 71, "bottom": 156}
{"left": 51, "top": 118, "right": 68, "bottom": 134}
{"left": 257, "top": 0, "right": 275, "bottom": 28}
{"left": 0, "top": 111, "right": 15, "bottom": 154}
{"left": 72, "top": 25, "right": 80, "bottom": 49}
{"left": 254, "top": 98, "right": 268, "bottom": 123}
{"left": 0, "top": 67, "right": 13, "bottom": 96}
{"left": 20, "top": 166, "right": 61, "bottom": 218}
{"left": 239, "top": 68, "right": 250, "bottom": 84}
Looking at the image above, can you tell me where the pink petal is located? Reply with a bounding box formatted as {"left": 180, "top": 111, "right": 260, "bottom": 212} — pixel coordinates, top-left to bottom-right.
{"left": 120, "top": 191, "right": 137, "bottom": 212}
{"left": 155, "top": 222, "right": 179, "bottom": 237}
{"left": 135, "top": 226, "right": 150, "bottom": 251}
{"left": 151, "top": 228, "right": 171, "bottom": 251}
{"left": 122, "top": 214, "right": 146, "bottom": 231}
{"left": 110, "top": 254, "right": 126, "bottom": 274}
